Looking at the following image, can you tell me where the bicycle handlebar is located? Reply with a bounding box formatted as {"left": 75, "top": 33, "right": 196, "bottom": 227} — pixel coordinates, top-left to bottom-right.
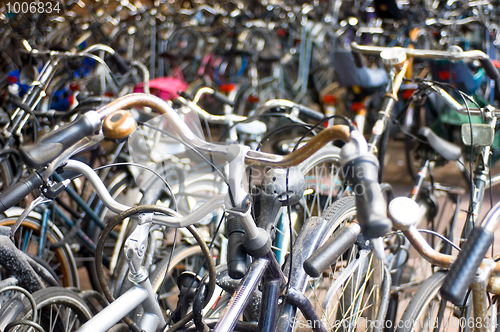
{"left": 391, "top": 199, "right": 500, "bottom": 297}
{"left": 0, "top": 172, "right": 43, "bottom": 213}
{"left": 192, "top": 87, "right": 235, "bottom": 107}
{"left": 18, "top": 93, "right": 349, "bottom": 171}
{"left": 350, "top": 42, "right": 500, "bottom": 80}
{"left": 12, "top": 93, "right": 394, "bottom": 243}
{"left": 253, "top": 99, "right": 325, "bottom": 122}
{"left": 179, "top": 94, "right": 324, "bottom": 126}
{"left": 440, "top": 200, "right": 500, "bottom": 305}
{"left": 440, "top": 226, "right": 494, "bottom": 305}
{"left": 20, "top": 112, "right": 102, "bottom": 169}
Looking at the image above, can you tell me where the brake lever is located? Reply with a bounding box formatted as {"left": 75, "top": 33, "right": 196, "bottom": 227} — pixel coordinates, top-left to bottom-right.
{"left": 10, "top": 196, "right": 52, "bottom": 239}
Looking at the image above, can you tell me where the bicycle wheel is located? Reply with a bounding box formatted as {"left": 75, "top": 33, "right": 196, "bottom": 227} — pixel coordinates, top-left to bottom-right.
{"left": 274, "top": 145, "right": 344, "bottom": 264}
{"left": 149, "top": 245, "right": 214, "bottom": 317}
{"left": 279, "top": 196, "right": 383, "bottom": 332}
{"left": 10, "top": 287, "right": 93, "bottom": 332}
{"left": 298, "top": 145, "right": 344, "bottom": 220}
{"left": 395, "top": 271, "right": 462, "bottom": 332}
{"left": 0, "top": 211, "right": 79, "bottom": 288}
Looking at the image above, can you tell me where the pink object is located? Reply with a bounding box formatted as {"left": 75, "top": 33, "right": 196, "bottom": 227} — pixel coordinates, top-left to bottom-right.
{"left": 134, "top": 77, "right": 188, "bottom": 101}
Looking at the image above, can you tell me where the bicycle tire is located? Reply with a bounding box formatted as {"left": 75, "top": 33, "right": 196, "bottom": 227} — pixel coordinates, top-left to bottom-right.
{"left": 274, "top": 145, "right": 343, "bottom": 264}
{"left": 11, "top": 286, "right": 93, "bottom": 332}
{"left": 277, "top": 196, "right": 383, "bottom": 332}
{"left": 0, "top": 211, "right": 79, "bottom": 288}
{"left": 395, "top": 271, "right": 451, "bottom": 332}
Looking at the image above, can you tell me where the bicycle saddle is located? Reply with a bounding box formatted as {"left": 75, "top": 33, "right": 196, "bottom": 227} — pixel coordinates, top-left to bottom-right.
{"left": 217, "top": 49, "right": 253, "bottom": 57}
{"left": 418, "top": 127, "right": 462, "bottom": 161}
{"left": 258, "top": 48, "right": 282, "bottom": 63}
{"left": 159, "top": 49, "right": 196, "bottom": 60}
{"left": 332, "top": 49, "right": 389, "bottom": 89}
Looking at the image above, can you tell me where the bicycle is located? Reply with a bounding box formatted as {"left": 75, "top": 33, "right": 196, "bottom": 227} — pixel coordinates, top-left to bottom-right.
{"left": 0, "top": 92, "right": 392, "bottom": 332}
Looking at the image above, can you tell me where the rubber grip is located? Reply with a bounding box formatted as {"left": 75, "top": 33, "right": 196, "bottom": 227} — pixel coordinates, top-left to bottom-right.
{"left": 343, "top": 155, "right": 391, "bottom": 238}
{"left": 296, "top": 105, "right": 325, "bottom": 122}
{"left": 479, "top": 58, "right": 500, "bottom": 80}
{"left": 352, "top": 51, "right": 366, "bottom": 68}
{"left": 212, "top": 91, "right": 235, "bottom": 107}
{"left": 0, "top": 172, "right": 43, "bottom": 213}
{"left": 19, "top": 114, "right": 98, "bottom": 169}
{"left": 440, "top": 227, "right": 494, "bottom": 306}
{"left": 226, "top": 217, "right": 248, "bottom": 279}
{"left": 304, "top": 223, "right": 360, "bottom": 277}
{"left": 110, "top": 53, "right": 130, "bottom": 74}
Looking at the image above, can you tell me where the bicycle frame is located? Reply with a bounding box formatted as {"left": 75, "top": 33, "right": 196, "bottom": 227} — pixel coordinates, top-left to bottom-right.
{"left": 5, "top": 92, "right": 351, "bottom": 332}
{"left": 70, "top": 149, "right": 327, "bottom": 332}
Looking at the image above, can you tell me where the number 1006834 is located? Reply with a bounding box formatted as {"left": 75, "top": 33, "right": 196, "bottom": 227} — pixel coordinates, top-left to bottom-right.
{"left": 6, "top": 1, "right": 61, "bottom": 14}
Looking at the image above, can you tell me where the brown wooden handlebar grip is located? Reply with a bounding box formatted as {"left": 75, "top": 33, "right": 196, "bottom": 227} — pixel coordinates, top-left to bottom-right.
{"left": 103, "top": 110, "right": 137, "bottom": 140}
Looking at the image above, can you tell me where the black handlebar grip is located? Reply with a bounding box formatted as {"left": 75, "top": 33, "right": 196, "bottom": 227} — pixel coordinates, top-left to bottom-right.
{"left": 479, "top": 58, "right": 500, "bottom": 80}
{"left": 297, "top": 105, "right": 325, "bottom": 122}
{"left": 351, "top": 51, "right": 366, "bottom": 68}
{"left": 0, "top": 172, "right": 43, "bottom": 213}
{"left": 19, "top": 113, "right": 100, "bottom": 169}
{"left": 304, "top": 223, "right": 360, "bottom": 278}
{"left": 343, "top": 154, "right": 392, "bottom": 238}
{"left": 440, "top": 227, "right": 494, "bottom": 306}
{"left": 226, "top": 216, "right": 248, "bottom": 279}
{"left": 212, "top": 91, "right": 235, "bottom": 107}
{"left": 110, "top": 53, "right": 130, "bottom": 74}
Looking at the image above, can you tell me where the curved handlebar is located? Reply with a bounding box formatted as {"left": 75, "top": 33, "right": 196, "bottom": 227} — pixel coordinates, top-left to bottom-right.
{"left": 351, "top": 42, "right": 500, "bottom": 80}
{"left": 179, "top": 94, "right": 326, "bottom": 126}
{"left": 95, "top": 94, "right": 349, "bottom": 167}
{"left": 22, "top": 43, "right": 116, "bottom": 57}
{"left": 397, "top": 226, "right": 500, "bottom": 274}
{"left": 253, "top": 99, "right": 325, "bottom": 122}
{"left": 351, "top": 42, "right": 491, "bottom": 61}
{"left": 20, "top": 92, "right": 349, "bottom": 177}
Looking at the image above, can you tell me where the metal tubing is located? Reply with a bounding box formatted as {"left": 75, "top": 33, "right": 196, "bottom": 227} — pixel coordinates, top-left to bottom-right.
{"left": 264, "top": 251, "right": 287, "bottom": 285}
{"left": 402, "top": 226, "right": 454, "bottom": 268}
{"left": 177, "top": 96, "right": 247, "bottom": 124}
{"left": 94, "top": 94, "right": 350, "bottom": 167}
{"left": 472, "top": 258, "right": 495, "bottom": 332}
{"left": 351, "top": 42, "right": 490, "bottom": 61}
{"left": 53, "top": 173, "right": 108, "bottom": 229}
{"left": 213, "top": 258, "right": 270, "bottom": 332}
{"left": 135, "top": 278, "right": 166, "bottom": 327}
{"left": 139, "top": 313, "right": 159, "bottom": 332}
{"left": 401, "top": 225, "right": 500, "bottom": 273}
{"left": 481, "top": 200, "right": 500, "bottom": 232}
{"left": 76, "top": 287, "right": 148, "bottom": 332}
{"left": 258, "top": 279, "right": 280, "bottom": 332}
{"left": 63, "top": 160, "right": 229, "bottom": 228}
{"left": 286, "top": 287, "right": 327, "bottom": 332}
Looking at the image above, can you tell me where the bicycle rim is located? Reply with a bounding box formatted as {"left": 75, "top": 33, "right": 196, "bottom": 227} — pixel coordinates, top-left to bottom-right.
{"left": 0, "top": 214, "right": 79, "bottom": 288}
